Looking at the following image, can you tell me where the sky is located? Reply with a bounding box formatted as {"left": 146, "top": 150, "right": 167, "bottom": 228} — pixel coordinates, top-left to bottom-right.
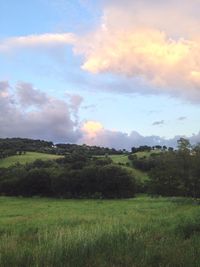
{"left": 1, "top": 0, "right": 200, "bottom": 150}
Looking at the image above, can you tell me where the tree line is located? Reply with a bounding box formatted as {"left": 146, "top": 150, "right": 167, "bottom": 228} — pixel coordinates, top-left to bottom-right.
{"left": 1, "top": 137, "right": 200, "bottom": 199}
{"left": 0, "top": 138, "right": 126, "bottom": 159}
{"left": 0, "top": 153, "right": 135, "bottom": 199}
{"left": 129, "top": 138, "right": 200, "bottom": 198}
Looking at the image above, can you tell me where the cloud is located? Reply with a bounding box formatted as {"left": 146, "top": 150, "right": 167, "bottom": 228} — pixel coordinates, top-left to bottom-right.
{"left": 0, "top": 81, "right": 81, "bottom": 143}
{"left": 178, "top": 116, "right": 187, "bottom": 121}
{"left": 82, "top": 121, "right": 104, "bottom": 138}
{"left": 190, "top": 131, "right": 200, "bottom": 145}
{"left": 77, "top": 27, "right": 200, "bottom": 102}
{"left": 80, "top": 121, "right": 167, "bottom": 150}
{"left": 65, "top": 93, "right": 84, "bottom": 123}
{"left": 0, "top": 81, "right": 10, "bottom": 98}
{"left": 65, "top": 93, "right": 84, "bottom": 112}
{"left": 82, "top": 104, "right": 96, "bottom": 110}
{"left": 152, "top": 120, "right": 165, "bottom": 126}
{"left": 80, "top": 120, "right": 173, "bottom": 149}
{"left": 0, "top": 84, "right": 200, "bottom": 149}
{"left": 0, "top": 33, "right": 76, "bottom": 53}
{"left": 1, "top": 1, "right": 200, "bottom": 102}
{"left": 102, "top": 0, "right": 200, "bottom": 38}
{"left": 80, "top": 120, "right": 200, "bottom": 150}
{"left": 16, "top": 82, "right": 49, "bottom": 107}
{"left": 73, "top": 0, "right": 200, "bottom": 102}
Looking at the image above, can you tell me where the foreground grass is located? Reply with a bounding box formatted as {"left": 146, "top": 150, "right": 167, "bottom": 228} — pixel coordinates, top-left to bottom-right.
{"left": 0, "top": 196, "right": 200, "bottom": 267}
{"left": 0, "top": 152, "right": 63, "bottom": 168}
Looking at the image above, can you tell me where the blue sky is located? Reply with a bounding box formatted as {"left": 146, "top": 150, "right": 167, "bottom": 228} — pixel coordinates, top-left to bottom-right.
{"left": 0, "top": 0, "right": 200, "bottom": 149}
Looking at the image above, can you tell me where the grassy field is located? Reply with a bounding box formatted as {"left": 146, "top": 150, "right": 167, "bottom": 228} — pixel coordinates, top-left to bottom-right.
{"left": 0, "top": 195, "right": 200, "bottom": 267}
{"left": 134, "top": 150, "right": 162, "bottom": 158}
{"left": 109, "top": 154, "right": 130, "bottom": 165}
{"left": 108, "top": 154, "right": 149, "bottom": 182}
{"left": 0, "top": 152, "right": 63, "bottom": 168}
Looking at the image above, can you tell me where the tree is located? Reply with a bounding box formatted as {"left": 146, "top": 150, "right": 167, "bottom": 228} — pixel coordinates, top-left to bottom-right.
{"left": 177, "top": 138, "right": 191, "bottom": 152}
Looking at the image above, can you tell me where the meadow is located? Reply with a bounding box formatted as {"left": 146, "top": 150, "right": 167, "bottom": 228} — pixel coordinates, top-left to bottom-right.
{"left": 0, "top": 195, "right": 200, "bottom": 267}
{"left": 107, "top": 154, "right": 149, "bottom": 183}
{"left": 0, "top": 152, "right": 63, "bottom": 168}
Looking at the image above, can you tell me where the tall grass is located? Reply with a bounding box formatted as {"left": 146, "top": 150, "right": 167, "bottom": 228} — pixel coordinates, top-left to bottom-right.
{"left": 0, "top": 196, "right": 200, "bottom": 267}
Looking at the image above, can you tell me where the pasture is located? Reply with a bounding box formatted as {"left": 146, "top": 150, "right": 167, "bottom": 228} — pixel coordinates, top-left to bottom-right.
{"left": 0, "top": 195, "right": 200, "bottom": 267}
{"left": 107, "top": 154, "right": 149, "bottom": 182}
{"left": 0, "top": 152, "right": 63, "bottom": 168}
{"left": 134, "top": 150, "right": 162, "bottom": 158}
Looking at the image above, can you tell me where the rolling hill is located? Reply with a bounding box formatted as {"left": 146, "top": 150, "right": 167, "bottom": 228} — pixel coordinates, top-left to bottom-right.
{"left": 103, "top": 154, "right": 149, "bottom": 183}
{"left": 0, "top": 152, "right": 63, "bottom": 168}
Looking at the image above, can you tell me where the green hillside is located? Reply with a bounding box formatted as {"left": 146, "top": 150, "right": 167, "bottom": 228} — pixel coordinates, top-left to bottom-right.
{"left": 108, "top": 154, "right": 130, "bottom": 164}
{"left": 134, "top": 150, "right": 162, "bottom": 158}
{"left": 0, "top": 152, "right": 63, "bottom": 168}
{"left": 107, "top": 154, "right": 149, "bottom": 182}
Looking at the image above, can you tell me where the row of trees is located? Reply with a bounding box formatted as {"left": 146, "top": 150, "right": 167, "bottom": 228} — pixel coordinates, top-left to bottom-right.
{"left": 129, "top": 138, "right": 200, "bottom": 198}
{"left": 0, "top": 150, "right": 26, "bottom": 159}
{"left": 131, "top": 145, "right": 173, "bottom": 153}
{"left": 0, "top": 138, "right": 126, "bottom": 159}
{"left": 0, "top": 155, "right": 135, "bottom": 199}
{"left": 148, "top": 139, "right": 200, "bottom": 198}
{"left": 1, "top": 137, "right": 199, "bottom": 199}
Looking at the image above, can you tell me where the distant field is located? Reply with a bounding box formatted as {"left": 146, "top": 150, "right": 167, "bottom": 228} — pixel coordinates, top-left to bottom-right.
{"left": 107, "top": 154, "right": 149, "bottom": 182}
{"left": 134, "top": 150, "right": 162, "bottom": 158}
{"left": 0, "top": 152, "right": 63, "bottom": 168}
{"left": 109, "top": 154, "right": 130, "bottom": 164}
{"left": 0, "top": 195, "right": 199, "bottom": 267}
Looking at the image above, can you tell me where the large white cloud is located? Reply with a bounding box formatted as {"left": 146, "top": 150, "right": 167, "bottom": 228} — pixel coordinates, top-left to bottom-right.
{"left": 74, "top": 0, "right": 200, "bottom": 102}
{"left": 1, "top": 1, "right": 200, "bottom": 102}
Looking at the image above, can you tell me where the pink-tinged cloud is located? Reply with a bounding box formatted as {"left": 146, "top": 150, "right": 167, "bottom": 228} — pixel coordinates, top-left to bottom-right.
{"left": 80, "top": 120, "right": 200, "bottom": 150}
{"left": 1, "top": 83, "right": 200, "bottom": 149}
{"left": 1, "top": 0, "right": 200, "bottom": 102}
{"left": 0, "top": 33, "right": 76, "bottom": 52}
{"left": 76, "top": 27, "right": 200, "bottom": 102}
{"left": 74, "top": 0, "right": 200, "bottom": 102}
{"left": 82, "top": 121, "right": 104, "bottom": 138}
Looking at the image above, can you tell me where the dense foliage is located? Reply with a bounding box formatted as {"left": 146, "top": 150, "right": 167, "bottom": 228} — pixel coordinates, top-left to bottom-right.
{"left": 131, "top": 145, "right": 170, "bottom": 153}
{"left": 0, "top": 154, "right": 135, "bottom": 199}
{"left": 1, "top": 137, "right": 200, "bottom": 198}
{"left": 0, "top": 138, "right": 126, "bottom": 158}
{"left": 129, "top": 138, "right": 200, "bottom": 198}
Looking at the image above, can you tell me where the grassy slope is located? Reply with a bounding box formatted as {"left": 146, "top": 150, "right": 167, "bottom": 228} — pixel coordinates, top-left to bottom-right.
{"left": 134, "top": 150, "right": 162, "bottom": 158}
{"left": 0, "top": 152, "right": 62, "bottom": 168}
{"left": 108, "top": 154, "right": 149, "bottom": 182}
{"left": 0, "top": 196, "right": 199, "bottom": 267}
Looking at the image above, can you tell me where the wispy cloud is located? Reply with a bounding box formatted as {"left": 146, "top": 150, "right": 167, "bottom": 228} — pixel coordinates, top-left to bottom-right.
{"left": 0, "top": 33, "right": 76, "bottom": 53}
{"left": 82, "top": 104, "right": 96, "bottom": 110}
{"left": 178, "top": 116, "right": 187, "bottom": 121}
{"left": 152, "top": 120, "right": 165, "bottom": 126}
